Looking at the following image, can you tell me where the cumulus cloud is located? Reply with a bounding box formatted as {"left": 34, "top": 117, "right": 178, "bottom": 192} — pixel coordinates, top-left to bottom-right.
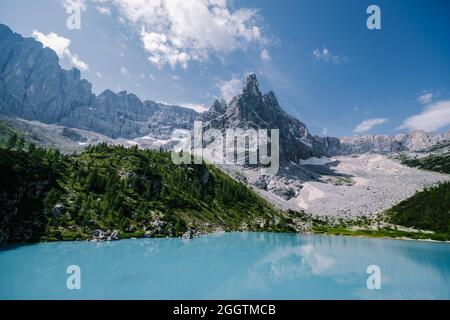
{"left": 312, "top": 46, "right": 348, "bottom": 64}
{"left": 354, "top": 118, "right": 388, "bottom": 133}
{"left": 399, "top": 100, "right": 450, "bottom": 132}
{"left": 418, "top": 92, "right": 433, "bottom": 105}
{"left": 32, "top": 30, "right": 89, "bottom": 71}
{"left": 219, "top": 76, "right": 243, "bottom": 102}
{"left": 98, "top": 0, "right": 265, "bottom": 69}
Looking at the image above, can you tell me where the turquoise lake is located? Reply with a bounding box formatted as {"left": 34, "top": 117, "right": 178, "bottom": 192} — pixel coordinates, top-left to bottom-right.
{"left": 0, "top": 232, "right": 449, "bottom": 300}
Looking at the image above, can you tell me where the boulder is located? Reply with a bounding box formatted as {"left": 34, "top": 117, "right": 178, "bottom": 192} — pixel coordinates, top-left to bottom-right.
{"left": 92, "top": 229, "right": 107, "bottom": 241}
{"left": 110, "top": 230, "right": 120, "bottom": 241}
{"left": 182, "top": 231, "right": 193, "bottom": 240}
{"left": 152, "top": 219, "right": 167, "bottom": 228}
{"left": 144, "top": 230, "right": 155, "bottom": 238}
{"left": 50, "top": 204, "right": 65, "bottom": 217}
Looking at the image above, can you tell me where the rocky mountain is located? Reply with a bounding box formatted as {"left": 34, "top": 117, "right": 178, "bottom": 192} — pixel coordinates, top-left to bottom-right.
{"left": 195, "top": 74, "right": 450, "bottom": 214}
{"left": 2, "top": 23, "right": 449, "bottom": 225}
{"left": 200, "top": 74, "right": 340, "bottom": 163}
{"left": 339, "top": 130, "right": 450, "bottom": 155}
{"left": 0, "top": 24, "right": 197, "bottom": 139}
{"left": 201, "top": 79, "right": 449, "bottom": 158}
{"left": 0, "top": 24, "right": 93, "bottom": 123}
{"left": 1, "top": 23, "right": 448, "bottom": 159}
{"left": 59, "top": 90, "right": 197, "bottom": 139}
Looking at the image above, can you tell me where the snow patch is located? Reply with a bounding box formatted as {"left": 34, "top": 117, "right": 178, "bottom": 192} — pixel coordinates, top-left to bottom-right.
{"left": 299, "top": 157, "right": 336, "bottom": 166}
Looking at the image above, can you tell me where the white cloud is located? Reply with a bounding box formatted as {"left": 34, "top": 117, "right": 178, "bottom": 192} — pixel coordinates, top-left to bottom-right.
{"left": 32, "top": 30, "right": 89, "bottom": 71}
{"left": 399, "top": 100, "right": 450, "bottom": 132}
{"left": 158, "top": 101, "right": 208, "bottom": 113}
{"left": 70, "top": 55, "right": 89, "bottom": 71}
{"left": 218, "top": 76, "right": 243, "bottom": 102}
{"left": 354, "top": 118, "right": 388, "bottom": 133}
{"left": 99, "top": 0, "right": 265, "bottom": 69}
{"left": 261, "top": 48, "right": 271, "bottom": 62}
{"left": 96, "top": 6, "right": 111, "bottom": 15}
{"left": 312, "top": 46, "right": 348, "bottom": 64}
{"left": 179, "top": 103, "right": 209, "bottom": 113}
{"left": 32, "top": 31, "right": 71, "bottom": 58}
{"left": 418, "top": 92, "right": 433, "bottom": 105}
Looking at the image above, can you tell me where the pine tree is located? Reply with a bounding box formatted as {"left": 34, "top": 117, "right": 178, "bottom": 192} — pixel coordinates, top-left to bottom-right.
{"left": 27, "top": 143, "right": 37, "bottom": 154}
{"left": 6, "top": 133, "right": 17, "bottom": 150}
{"left": 16, "top": 136, "right": 25, "bottom": 150}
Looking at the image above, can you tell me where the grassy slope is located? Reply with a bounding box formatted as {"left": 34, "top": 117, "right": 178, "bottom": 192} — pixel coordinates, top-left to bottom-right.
{"left": 385, "top": 152, "right": 450, "bottom": 238}
{"left": 0, "top": 143, "right": 303, "bottom": 244}
{"left": 0, "top": 117, "right": 84, "bottom": 153}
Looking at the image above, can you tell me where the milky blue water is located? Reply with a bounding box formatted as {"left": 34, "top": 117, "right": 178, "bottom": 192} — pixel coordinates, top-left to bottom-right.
{"left": 0, "top": 232, "right": 449, "bottom": 300}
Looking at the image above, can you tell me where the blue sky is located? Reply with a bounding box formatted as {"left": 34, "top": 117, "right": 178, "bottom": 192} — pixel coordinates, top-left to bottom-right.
{"left": 1, "top": 0, "right": 449, "bottom": 137}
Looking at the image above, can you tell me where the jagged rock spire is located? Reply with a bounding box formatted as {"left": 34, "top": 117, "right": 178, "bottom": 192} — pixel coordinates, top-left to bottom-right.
{"left": 243, "top": 73, "right": 261, "bottom": 97}
{"left": 200, "top": 73, "right": 333, "bottom": 162}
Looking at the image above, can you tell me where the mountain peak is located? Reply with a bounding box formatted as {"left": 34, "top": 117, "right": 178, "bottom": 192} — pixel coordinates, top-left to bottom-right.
{"left": 199, "top": 73, "right": 327, "bottom": 162}
{"left": 243, "top": 73, "right": 260, "bottom": 96}
{"left": 246, "top": 73, "right": 258, "bottom": 85}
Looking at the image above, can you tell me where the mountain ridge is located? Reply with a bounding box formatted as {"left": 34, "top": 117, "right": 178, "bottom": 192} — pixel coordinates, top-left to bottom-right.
{"left": 0, "top": 23, "right": 198, "bottom": 139}
{"left": 339, "top": 130, "right": 450, "bottom": 155}
{"left": 1, "top": 23, "right": 449, "bottom": 157}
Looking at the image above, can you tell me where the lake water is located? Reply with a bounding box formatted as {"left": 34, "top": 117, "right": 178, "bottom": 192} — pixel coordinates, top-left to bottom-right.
{"left": 1, "top": 232, "right": 449, "bottom": 299}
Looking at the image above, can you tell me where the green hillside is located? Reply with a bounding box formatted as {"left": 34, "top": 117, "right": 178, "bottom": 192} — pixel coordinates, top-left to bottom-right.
{"left": 385, "top": 153, "right": 450, "bottom": 239}
{"left": 401, "top": 153, "right": 450, "bottom": 174}
{"left": 0, "top": 141, "right": 302, "bottom": 244}
{"left": 386, "top": 182, "right": 450, "bottom": 235}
